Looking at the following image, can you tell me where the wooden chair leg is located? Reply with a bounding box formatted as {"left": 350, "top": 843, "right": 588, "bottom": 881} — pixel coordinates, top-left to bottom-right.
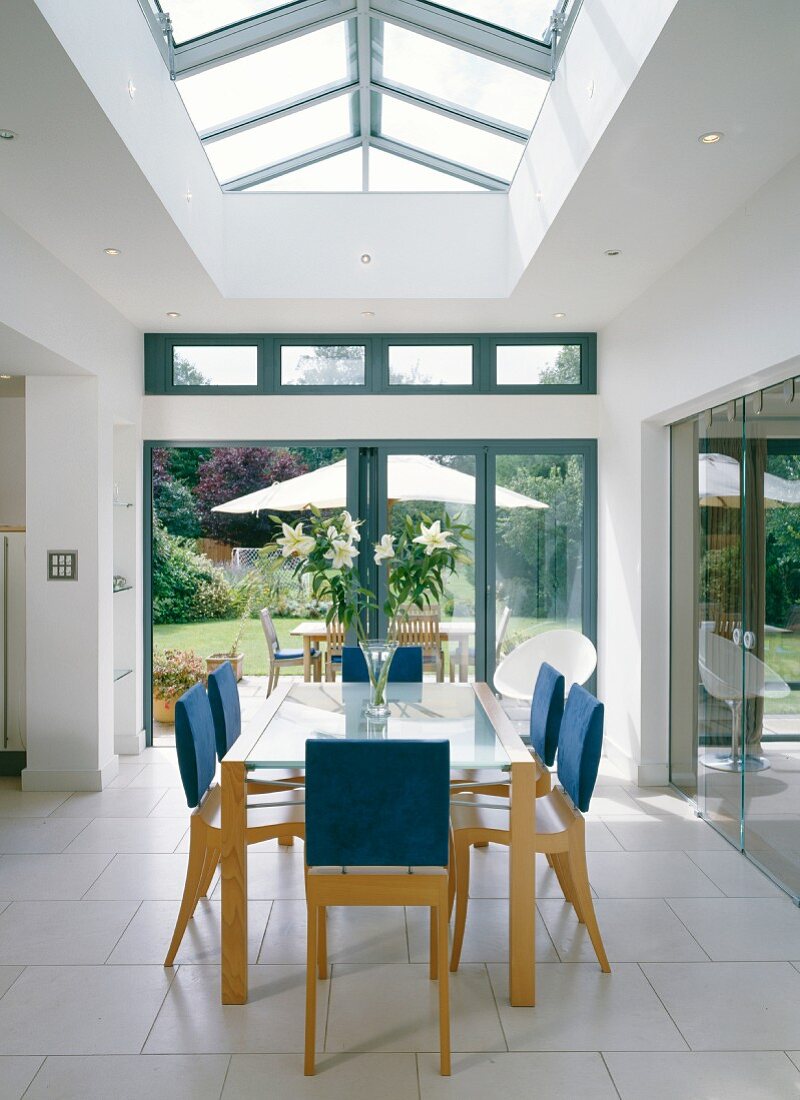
{"left": 193, "top": 845, "right": 220, "bottom": 910}
{"left": 550, "top": 851, "right": 576, "bottom": 910}
{"left": 304, "top": 900, "right": 318, "bottom": 1075}
{"left": 164, "top": 819, "right": 208, "bottom": 967}
{"left": 430, "top": 906, "right": 438, "bottom": 980}
{"left": 567, "top": 829, "right": 610, "bottom": 973}
{"left": 449, "top": 834, "right": 473, "bottom": 972}
{"left": 278, "top": 831, "right": 295, "bottom": 848}
{"left": 317, "top": 905, "right": 328, "bottom": 980}
{"left": 437, "top": 891, "right": 451, "bottom": 1076}
{"left": 448, "top": 832, "right": 456, "bottom": 917}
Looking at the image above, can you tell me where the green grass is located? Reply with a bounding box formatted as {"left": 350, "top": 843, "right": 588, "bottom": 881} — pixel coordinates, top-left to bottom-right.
{"left": 153, "top": 618, "right": 303, "bottom": 676}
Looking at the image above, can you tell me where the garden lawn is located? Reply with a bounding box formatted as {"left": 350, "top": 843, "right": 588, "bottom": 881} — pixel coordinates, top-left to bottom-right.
{"left": 153, "top": 617, "right": 303, "bottom": 676}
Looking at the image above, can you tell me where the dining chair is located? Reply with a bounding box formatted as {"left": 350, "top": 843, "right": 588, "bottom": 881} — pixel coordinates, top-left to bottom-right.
{"left": 449, "top": 683, "right": 610, "bottom": 974}
{"left": 341, "top": 644, "right": 423, "bottom": 682}
{"left": 324, "top": 619, "right": 345, "bottom": 682}
{"left": 303, "top": 738, "right": 452, "bottom": 1076}
{"left": 449, "top": 603, "right": 511, "bottom": 682}
{"left": 261, "top": 607, "right": 321, "bottom": 696}
{"left": 392, "top": 606, "right": 444, "bottom": 681}
{"left": 493, "top": 629, "right": 597, "bottom": 702}
{"left": 164, "top": 682, "right": 305, "bottom": 967}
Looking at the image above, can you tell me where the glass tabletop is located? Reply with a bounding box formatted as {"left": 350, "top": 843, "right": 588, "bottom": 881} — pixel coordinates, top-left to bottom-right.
{"left": 246, "top": 682, "right": 511, "bottom": 770}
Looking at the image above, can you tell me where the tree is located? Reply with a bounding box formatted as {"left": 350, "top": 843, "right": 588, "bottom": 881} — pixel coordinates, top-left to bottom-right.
{"left": 173, "top": 354, "right": 209, "bottom": 386}
{"left": 154, "top": 479, "right": 201, "bottom": 538}
{"left": 193, "top": 447, "right": 309, "bottom": 545}
{"left": 290, "top": 346, "right": 365, "bottom": 385}
{"left": 538, "top": 344, "right": 581, "bottom": 385}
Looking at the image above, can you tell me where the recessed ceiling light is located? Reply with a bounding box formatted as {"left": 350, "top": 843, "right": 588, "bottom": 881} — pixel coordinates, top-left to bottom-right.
{"left": 553, "top": 312, "right": 566, "bottom": 319}
{"left": 166, "top": 311, "right": 181, "bottom": 318}
{"left": 604, "top": 249, "right": 621, "bottom": 256}
{"left": 103, "top": 247, "right": 122, "bottom": 256}
{"left": 0, "top": 374, "right": 11, "bottom": 381}
{"left": 699, "top": 131, "right": 723, "bottom": 144}
{"left": 361, "top": 310, "right": 375, "bottom": 317}
{"left": 360, "top": 253, "right": 372, "bottom": 264}
{"left": 0, "top": 129, "right": 16, "bottom": 141}
{"left": 127, "top": 80, "right": 136, "bottom": 99}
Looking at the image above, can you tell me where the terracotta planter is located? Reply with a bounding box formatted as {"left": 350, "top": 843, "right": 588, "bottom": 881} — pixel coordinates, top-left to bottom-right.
{"left": 206, "top": 652, "right": 244, "bottom": 681}
{"left": 152, "top": 695, "right": 175, "bottom": 724}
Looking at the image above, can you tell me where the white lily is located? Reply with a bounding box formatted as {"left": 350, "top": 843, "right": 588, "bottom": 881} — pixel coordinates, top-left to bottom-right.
{"left": 324, "top": 538, "right": 359, "bottom": 570}
{"left": 374, "top": 533, "right": 395, "bottom": 564}
{"left": 412, "top": 519, "right": 455, "bottom": 556}
{"left": 340, "top": 510, "right": 361, "bottom": 542}
{"left": 276, "top": 521, "right": 316, "bottom": 559}
{"left": 326, "top": 525, "right": 338, "bottom": 540}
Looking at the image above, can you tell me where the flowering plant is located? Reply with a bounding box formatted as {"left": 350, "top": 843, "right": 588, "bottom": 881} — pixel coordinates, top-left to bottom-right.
{"left": 268, "top": 507, "right": 472, "bottom": 639}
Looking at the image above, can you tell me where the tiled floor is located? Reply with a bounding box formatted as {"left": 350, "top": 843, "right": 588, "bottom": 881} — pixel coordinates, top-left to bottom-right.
{"left": 0, "top": 758, "right": 798, "bottom": 1099}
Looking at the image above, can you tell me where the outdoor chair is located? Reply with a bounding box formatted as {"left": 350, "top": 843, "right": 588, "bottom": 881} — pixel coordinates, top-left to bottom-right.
{"left": 449, "top": 603, "right": 511, "bottom": 682}
{"left": 493, "top": 629, "right": 597, "bottom": 702}
{"left": 341, "top": 644, "right": 423, "bottom": 682}
{"left": 164, "top": 683, "right": 305, "bottom": 967}
{"left": 324, "top": 619, "right": 345, "bottom": 682}
{"left": 449, "top": 683, "right": 610, "bottom": 975}
{"left": 303, "top": 739, "right": 452, "bottom": 1076}
{"left": 392, "top": 607, "right": 444, "bottom": 681}
{"left": 261, "top": 607, "right": 321, "bottom": 696}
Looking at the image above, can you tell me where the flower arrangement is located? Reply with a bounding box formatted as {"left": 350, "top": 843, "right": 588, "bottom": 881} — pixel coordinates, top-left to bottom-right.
{"left": 152, "top": 646, "right": 206, "bottom": 702}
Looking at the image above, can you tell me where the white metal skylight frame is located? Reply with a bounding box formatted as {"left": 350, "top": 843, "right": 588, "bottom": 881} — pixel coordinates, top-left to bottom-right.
{"left": 138, "top": 0, "right": 582, "bottom": 192}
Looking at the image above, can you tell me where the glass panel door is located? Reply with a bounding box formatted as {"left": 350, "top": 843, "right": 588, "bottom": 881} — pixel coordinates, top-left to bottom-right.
{"left": 742, "top": 378, "right": 800, "bottom": 895}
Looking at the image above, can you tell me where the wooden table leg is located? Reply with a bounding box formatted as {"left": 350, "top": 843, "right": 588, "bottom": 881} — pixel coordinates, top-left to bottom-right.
{"left": 221, "top": 759, "right": 248, "bottom": 1004}
{"left": 508, "top": 757, "right": 535, "bottom": 1006}
{"left": 302, "top": 638, "right": 312, "bottom": 682}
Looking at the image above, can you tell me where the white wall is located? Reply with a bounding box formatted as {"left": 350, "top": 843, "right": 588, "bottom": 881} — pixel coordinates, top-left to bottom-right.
{"left": 0, "top": 396, "right": 25, "bottom": 526}
{"left": 598, "top": 151, "right": 800, "bottom": 783}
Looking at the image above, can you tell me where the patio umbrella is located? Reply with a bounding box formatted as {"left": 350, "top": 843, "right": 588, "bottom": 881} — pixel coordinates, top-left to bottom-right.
{"left": 212, "top": 454, "right": 547, "bottom": 514}
{"left": 698, "top": 453, "right": 800, "bottom": 508}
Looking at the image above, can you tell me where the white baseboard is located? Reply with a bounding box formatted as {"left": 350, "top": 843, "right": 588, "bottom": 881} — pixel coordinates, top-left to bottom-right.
{"left": 21, "top": 755, "right": 119, "bottom": 792}
{"left": 115, "top": 728, "right": 146, "bottom": 755}
{"left": 636, "top": 762, "right": 670, "bottom": 786}
{"left": 603, "top": 739, "right": 670, "bottom": 787}
{"left": 602, "top": 738, "right": 638, "bottom": 782}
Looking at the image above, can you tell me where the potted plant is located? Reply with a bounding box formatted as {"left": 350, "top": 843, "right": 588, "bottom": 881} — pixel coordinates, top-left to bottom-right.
{"left": 152, "top": 647, "right": 206, "bottom": 724}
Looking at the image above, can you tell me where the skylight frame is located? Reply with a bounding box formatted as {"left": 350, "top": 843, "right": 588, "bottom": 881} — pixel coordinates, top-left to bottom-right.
{"left": 145, "top": 0, "right": 581, "bottom": 193}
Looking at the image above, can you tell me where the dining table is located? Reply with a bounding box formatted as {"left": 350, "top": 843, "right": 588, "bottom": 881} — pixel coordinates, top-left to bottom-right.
{"left": 220, "top": 679, "right": 537, "bottom": 1008}
{"left": 289, "top": 619, "right": 477, "bottom": 682}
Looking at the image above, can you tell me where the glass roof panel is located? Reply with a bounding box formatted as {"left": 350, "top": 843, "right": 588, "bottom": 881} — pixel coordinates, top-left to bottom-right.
{"left": 380, "top": 23, "right": 546, "bottom": 131}
{"left": 162, "top": 1, "right": 289, "bottom": 45}
{"left": 177, "top": 23, "right": 351, "bottom": 133}
{"left": 205, "top": 97, "right": 354, "bottom": 184}
{"left": 378, "top": 97, "right": 523, "bottom": 182}
{"left": 369, "top": 148, "right": 485, "bottom": 191}
{"left": 246, "top": 148, "right": 363, "bottom": 191}
{"left": 431, "top": 0, "right": 559, "bottom": 42}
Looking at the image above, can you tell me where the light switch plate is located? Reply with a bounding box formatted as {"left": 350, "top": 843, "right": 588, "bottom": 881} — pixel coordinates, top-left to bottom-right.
{"left": 47, "top": 550, "right": 78, "bottom": 580}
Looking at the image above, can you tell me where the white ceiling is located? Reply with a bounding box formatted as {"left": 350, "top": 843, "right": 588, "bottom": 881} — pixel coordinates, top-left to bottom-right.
{"left": 1, "top": 0, "right": 799, "bottom": 335}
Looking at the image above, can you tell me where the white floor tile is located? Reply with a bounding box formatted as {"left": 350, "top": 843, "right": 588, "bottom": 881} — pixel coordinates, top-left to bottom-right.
{"left": 108, "top": 764, "right": 146, "bottom": 789}
{"left": 52, "top": 789, "right": 166, "bottom": 818}
{"left": 223, "top": 1053, "right": 418, "bottom": 1098}
{"left": 684, "top": 849, "right": 784, "bottom": 896}
{"left": 22, "top": 1054, "right": 230, "bottom": 1100}
{"left": 488, "top": 963, "right": 688, "bottom": 1051}
{"left": 0, "top": 854, "right": 111, "bottom": 899}
{"left": 407, "top": 899, "right": 559, "bottom": 964}
{"left": 417, "top": 1051, "right": 618, "bottom": 1098}
{"left": 325, "top": 963, "right": 505, "bottom": 1054}
{"left": 125, "top": 765, "right": 184, "bottom": 789}
{"left": 209, "top": 853, "right": 306, "bottom": 901}
{"left": 666, "top": 896, "right": 800, "bottom": 960}
{"left": 0, "top": 1056, "right": 44, "bottom": 1100}
{"left": 642, "top": 962, "right": 800, "bottom": 1049}
{"left": 144, "top": 964, "right": 327, "bottom": 1054}
{"left": 0, "top": 818, "right": 91, "bottom": 854}
{"left": 0, "top": 967, "right": 24, "bottom": 999}
{"left": 0, "top": 901, "right": 138, "bottom": 964}
{"left": 63, "top": 817, "right": 188, "bottom": 854}
{"left": 83, "top": 854, "right": 206, "bottom": 901}
{"left": 0, "top": 965, "right": 173, "bottom": 1054}
{"left": 604, "top": 818, "right": 731, "bottom": 851}
{"left": 148, "top": 789, "right": 192, "bottom": 818}
{"left": 605, "top": 1051, "right": 800, "bottom": 1100}
{"left": 585, "top": 786, "right": 645, "bottom": 817}
{"left": 583, "top": 822, "right": 625, "bottom": 851}
{"left": 0, "top": 791, "right": 70, "bottom": 818}
{"left": 465, "top": 850, "right": 582, "bottom": 900}
{"left": 259, "top": 900, "right": 409, "bottom": 965}
{"left": 586, "top": 851, "right": 723, "bottom": 898}
{"left": 625, "top": 788, "right": 699, "bottom": 820}
{"left": 539, "top": 898, "right": 707, "bottom": 963}
{"left": 108, "top": 899, "right": 271, "bottom": 965}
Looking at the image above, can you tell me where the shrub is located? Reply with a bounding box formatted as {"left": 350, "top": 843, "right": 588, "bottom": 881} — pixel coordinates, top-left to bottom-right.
{"left": 154, "top": 479, "right": 200, "bottom": 538}
{"left": 152, "top": 647, "right": 206, "bottom": 701}
{"left": 152, "top": 522, "right": 237, "bottom": 624}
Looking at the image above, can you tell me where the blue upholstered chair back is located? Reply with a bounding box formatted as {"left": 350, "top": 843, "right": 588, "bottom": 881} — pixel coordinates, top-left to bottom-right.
{"left": 556, "top": 684, "right": 604, "bottom": 813}
{"left": 207, "top": 661, "right": 241, "bottom": 761}
{"left": 529, "top": 661, "right": 565, "bottom": 767}
{"left": 341, "top": 645, "right": 423, "bottom": 683}
{"left": 305, "top": 740, "right": 450, "bottom": 867}
{"left": 175, "top": 683, "right": 217, "bottom": 809}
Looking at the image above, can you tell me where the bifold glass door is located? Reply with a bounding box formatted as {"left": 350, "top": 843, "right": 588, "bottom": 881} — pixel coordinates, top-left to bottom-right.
{"left": 670, "top": 375, "right": 800, "bottom": 898}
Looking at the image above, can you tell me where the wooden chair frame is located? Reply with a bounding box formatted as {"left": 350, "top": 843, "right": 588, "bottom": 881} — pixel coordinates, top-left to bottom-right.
{"left": 261, "top": 607, "right": 321, "bottom": 695}
{"left": 324, "top": 620, "right": 345, "bottom": 682}
{"left": 392, "top": 608, "right": 444, "bottom": 682}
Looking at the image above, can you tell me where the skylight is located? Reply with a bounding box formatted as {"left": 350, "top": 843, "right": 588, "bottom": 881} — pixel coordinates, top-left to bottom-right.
{"left": 146, "top": 0, "right": 581, "bottom": 193}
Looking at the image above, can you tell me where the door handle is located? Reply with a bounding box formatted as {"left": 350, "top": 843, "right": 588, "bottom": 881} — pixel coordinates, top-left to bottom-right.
{"left": 743, "top": 631, "right": 756, "bottom": 650}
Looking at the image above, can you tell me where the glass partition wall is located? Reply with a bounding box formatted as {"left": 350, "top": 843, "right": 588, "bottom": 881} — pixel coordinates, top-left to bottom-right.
{"left": 670, "top": 375, "right": 800, "bottom": 898}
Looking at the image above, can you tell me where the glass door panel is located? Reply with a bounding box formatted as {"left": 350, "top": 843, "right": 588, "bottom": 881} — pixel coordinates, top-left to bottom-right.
{"left": 742, "top": 378, "right": 800, "bottom": 896}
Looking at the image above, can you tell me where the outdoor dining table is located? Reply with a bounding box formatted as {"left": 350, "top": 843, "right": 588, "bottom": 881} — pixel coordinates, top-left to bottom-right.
{"left": 290, "top": 619, "right": 477, "bottom": 682}
{"left": 220, "top": 679, "right": 537, "bottom": 1007}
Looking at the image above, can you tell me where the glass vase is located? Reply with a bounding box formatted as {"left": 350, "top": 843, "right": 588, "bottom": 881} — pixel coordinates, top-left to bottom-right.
{"left": 359, "top": 640, "right": 398, "bottom": 718}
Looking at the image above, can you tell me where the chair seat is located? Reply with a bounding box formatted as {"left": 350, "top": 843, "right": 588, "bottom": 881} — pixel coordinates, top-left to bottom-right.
{"left": 275, "top": 647, "right": 317, "bottom": 661}
{"left": 308, "top": 865, "right": 447, "bottom": 876}
{"left": 450, "top": 789, "right": 574, "bottom": 838}
{"left": 200, "top": 785, "right": 305, "bottom": 831}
